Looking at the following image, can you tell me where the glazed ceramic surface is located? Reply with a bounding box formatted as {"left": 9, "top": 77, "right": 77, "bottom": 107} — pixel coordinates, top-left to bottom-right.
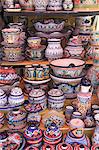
{"left": 34, "top": 20, "right": 65, "bottom": 33}
{"left": 74, "top": 144, "right": 89, "bottom": 150}
{"left": 50, "top": 73, "right": 85, "bottom": 98}
{"left": 8, "top": 87, "right": 24, "bottom": 106}
{"left": 56, "top": 143, "right": 73, "bottom": 150}
{"left": 50, "top": 58, "right": 85, "bottom": 78}
{"left": 92, "top": 114, "right": 99, "bottom": 145}
{"left": 33, "top": 0, "right": 49, "bottom": 11}
{"left": 27, "top": 37, "right": 41, "bottom": 48}
{"left": 19, "top": 0, "right": 34, "bottom": 10}
{"left": 45, "top": 38, "right": 63, "bottom": 60}
{"left": 47, "top": 0, "right": 63, "bottom": 10}
{"left": 2, "top": 28, "right": 21, "bottom": 44}
{"left": 91, "top": 144, "right": 99, "bottom": 150}
{"left": 0, "top": 89, "right": 7, "bottom": 106}
{"left": 74, "top": 0, "right": 99, "bottom": 11}
{"left": 48, "top": 89, "right": 65, "bottom": 111}
{"left": 63, "top": 0, "right": 73, "bottom": 10}
{"left": 27, "top": 112, "right": 41, "bottom": 126}
{"left": 1, "top": 0, "right": 14, "bottom": 9}
{"left": 0, "top": 112, "right": 5, "bottom": 129}
{"left": 65, "top": 105, "right": 74, "bottom": 123}
{"left": 64, "top": 119, "right": 90, "bottom": 147}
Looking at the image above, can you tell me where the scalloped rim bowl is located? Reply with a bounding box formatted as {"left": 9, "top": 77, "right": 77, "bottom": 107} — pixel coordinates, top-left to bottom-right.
{"left": 50, "top": 58, "right": 85, "bottom": 78}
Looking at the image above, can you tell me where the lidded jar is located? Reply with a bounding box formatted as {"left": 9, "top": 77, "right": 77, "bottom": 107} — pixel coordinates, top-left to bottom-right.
{"left": 0, "top": 89, "right": 7, "bottom": 106}
{"left": 24, "top": 125, "right": 43, "bottom": 146}
{"left": 6, "top": 109, "right": 27, "bottom": 130}
{"left": 47, "top": 0, "right": 63, "bottom": 11}
{"left": 45, "top": 38, "right": 63, "bottom": 61}
{"left": 8, "top": 87, "right": 24, "bottom": 106}
{"left": 28, "top": 89, "right": 47, "bottom": 112}
{"left": 48, "top": 88, "right": 65, "bottom": 111}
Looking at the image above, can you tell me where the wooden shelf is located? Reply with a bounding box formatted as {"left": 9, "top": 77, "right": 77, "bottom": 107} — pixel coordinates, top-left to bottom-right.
{"left": 0, "top": 59, "right": 93, "bottom": 66}
{"left": 3, "top": 10, "right": 99, "bottom": 17}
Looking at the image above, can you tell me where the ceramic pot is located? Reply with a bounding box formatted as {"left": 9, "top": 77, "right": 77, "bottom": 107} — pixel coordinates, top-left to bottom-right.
{"left": 43, "top": 123, "right": 62, "bottom": 145}
{"left": 64, "top": 35, "right": 85, "bottom": 59}
{"left": 8, "top": 87, "right": 24, "bottom": 106}
{"left": 65, "top": 106, "right": 74, "bottom": 123}
{"left": 0, "top": 131, "right": 8, "bottom": 148}
{"left": 78, "top": 33, "right": 91, "bottom": 46}
{"left": 19, "top": 0, "right": 34, "bottom": 10}
{"left": 2, "top": 28, "right": 21, "bottom": 44}
{"left": 1, "top": 0, "right": 14, "bottom": 9}
{"left": 0, "top": 67, "right": 18, "bottom": 84}
{"left": 92, "top": 114, "right": 99, "bottom": 145}
{"left": 56, "top": 143, "right": 73, "bottom": 150}
{"left": 63, "top": 0, "right": 73, "bottom": 11}
{"left": 84, "top": 115, "right": 95, "bottom": 128}
{"left": 0, "top": 89, "right": 7, "bottom": 106}
{"left": 3, "top": 46, "right": 23, "bottom": 62}
{"left": 27, "top": 112, "right": 41, "bottom": 126}
{"left": 33, "top": 0, "right": 49, "bottom": 11}
{"left": 50, "top": 72, "right": 85, "bottom": 98}
{"left": 74, "top": 144, "right": 89, "bottom": 150}
{"left": 73, "top": 0, "right": 99, "bottom": 11}
{"left": 28, "top": 89, "right": 47, "bottom": 113}
{"left": 47, "top": 0, "right": 63, "bottom": 11}
{"left": 91, "top": 31, "right": 99, "bottom": 45}
{"left": 24, "top": 125, "right": 43, "bottom": 146}
{"left": 71, "top": 111, "right": 82, "bottom": 120}
{"left": 0, "top": 112, "right": 5, "bottom": 129}
{"left": 64, "top": 119, "right": 90, "bottom": 147}
{"left": 8, "top": 22, "right": 24, "bottom": 32}
{"left": 91, "top": 144, "right": 99, "bottom": 150}
{"left": 48, "top": 89, "right": 65, "bottom": 111}
{"left": 25, "top": 146, "right": 39, "bottom": 150}
{"left": 45, "top": 38, "right": 63, "bottom": 61}
{"left": 6, "top": 109, "right": 27, "bottom": 130}
{"left": 27, "top": 37, "right": 41, "bottom": 48}
{"left": 42, "top": 144, "right": 55, "bottom": 150}
{"left": 50, "top": 58, "right": 85, "bottom": 78}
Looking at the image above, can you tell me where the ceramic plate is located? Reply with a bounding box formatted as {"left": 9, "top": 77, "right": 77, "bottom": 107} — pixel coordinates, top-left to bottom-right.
{"left": 23, "top": 78, "right": 51, "bottom": 84}
{"left": 4, "top": 8, "right": 21, "bottom": 12}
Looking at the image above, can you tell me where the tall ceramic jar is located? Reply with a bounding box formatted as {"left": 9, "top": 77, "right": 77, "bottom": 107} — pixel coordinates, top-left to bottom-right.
{"left": 45, "top": 38, "right": 63, "bottom": 61}
{"left": 92, "top": 114, "right": 99, "bottom": 145}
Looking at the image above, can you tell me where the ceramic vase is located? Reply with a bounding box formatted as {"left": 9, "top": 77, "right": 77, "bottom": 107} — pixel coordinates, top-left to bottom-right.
{"left": 47, "top": 0, "right": 63, "bottom": 11}
{"left": 73, "top": 0, "right": 99, "bottom": 11}
{"left": 33, "top": 0, "right": 49, "bottom": 11}
{"left": 19, "top": 0, "right": 34, "bottom": 10}
{"left": 45, "top": 38, "right": 63, "bottom": 61}
{"left": 64, "top": 119, "right": 90, "bottom": 147}
{"left": 63, "top": 0, "right": 73, "bottom": 11}
{"left": 92, "top": 114, "right": 99, "bottom": 145}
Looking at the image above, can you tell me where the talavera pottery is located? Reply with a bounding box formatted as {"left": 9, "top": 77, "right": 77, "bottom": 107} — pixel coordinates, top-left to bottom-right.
{"left": 43, "top": 123, "right": 62, "bottom": 145}
{"left": 74, "top": 144, "right": 89, "bottom": 150}
{"left": 91, "top": 144, "right": 99, "bottom": 150}
{"left": 0, "top": 67, "right": 18, "bottom": 84}
{"left": 64, "top": 119, "right": 90, "bottom": 147}
{"left": 48, "top": 89, "right": 65, "bottom": 111}
{"left": 0, "top": 89, "right": 7, "bottom": 106}
{"left": 34, "top": 20, "right": 65, "bottom": 33}
{"left": 8, "top": 22, "right": 24, "bottom": 32}
{"left": 47, "top": 0, "right": 63, "bottom": 11}
{"left": 92, "top": 114, "right": 99, "bottom": 145}
{"left": 25, "top": 146, "right": 39, "bottom": 150}
{"left": 41, "top": 144, "right": 55, "bottom": 150}
{"left": 24, "top": 125, "right": 43, "bottom": 146}
{"left": 2, "top": 28, "right": 21, "bottom": 44}
{"left": 56, "top": 143, "right": 73, "bottom": 150}
{"left": 1, "top": 0, "right": 14, "bottom": 9}
{"left": 23, "top": 78, "right": 50, "bottom": 95}
{"left": 63, "top": 0, "right": 73, "bottom": 11}
{"left": 26, "top": 45, "right": 45, "bottom": 60}
{"left": 0, "top": 112, "right": 5, "bottom": 129}
{"left": 0, "top": 131, "right": 8, "bottom": 148}
{"left": 6, "top": 109, "right": 27, "bottom": 130}
{"left": 33, "top": 0, "right": 49, "bottom": 11}
{"left": 27, "top": 37, "right": 41, "bottom": 48}
{"left": 7, "top": 131, "right": 26, "bottom": 150}
{"left": 42, "top": 110, "right": 65, "bottom": 128}
{"left": 65, "top": 105, "right": 74, "bottom": 123}
{"left": 64, "top": 35, "right": 85, "bottom": 59}
{"left": 25, "top": 89, "right": 47, "bottom": 113}
{"left": 73, "top": 0, "right": 99, "bottom": 11}
{"left": 45, "top": 38, "right": 63, "bottom": 60}
{"left": 84, "top": 115, "right": 95, "bottom": 128}
{"left": 19, "top": 0, "right": 34, "bottom": 10}
{"left": 27, "top": 112, "right": 41, "bottom": 126}
{"left": 8, "top": 87, "right": 25, "bottom": 107}
{"left": 50, "top": 72, "right": 85, "bottom": 99}
{"left": 50, "top": 58, "right": 85, "bottom": 78}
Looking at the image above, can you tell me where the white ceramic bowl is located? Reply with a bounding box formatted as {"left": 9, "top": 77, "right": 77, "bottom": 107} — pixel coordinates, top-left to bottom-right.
{"left": 34, "top": 20, "right": 65, "bottom": 33}
{"left": 50, "top": 58, "right": 85, "bottom": 78}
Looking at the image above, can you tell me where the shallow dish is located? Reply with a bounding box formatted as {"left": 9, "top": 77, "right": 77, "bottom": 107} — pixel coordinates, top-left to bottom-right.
{"left": 50, "top": 58, "right": 85, "bottom": 78}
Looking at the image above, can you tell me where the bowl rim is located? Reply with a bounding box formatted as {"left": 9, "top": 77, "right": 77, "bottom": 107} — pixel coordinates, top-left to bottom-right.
{"left": 50, "top": 58, "right": 85, "bottom": 68}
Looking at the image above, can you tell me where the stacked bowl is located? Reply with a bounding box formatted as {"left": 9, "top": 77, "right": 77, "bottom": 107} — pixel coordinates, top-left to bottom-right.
{"left": 50, "top": 58, "right": 86, "bottom": 99}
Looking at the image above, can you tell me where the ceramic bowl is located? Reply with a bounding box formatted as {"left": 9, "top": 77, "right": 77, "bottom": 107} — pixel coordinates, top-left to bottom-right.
{"left": 27, "top": 37, "right": 41, "bottom": 48}
{"left": 34, "top": 20, "right": 65, "bottom": 33}
{"left": 2, "top": 28, "right": 21, "bottom": 44}
{"left": 50, "top": 58, "right": 85, "bottom": 78}
{"left": 50, "top": 73, "right": 85, "bottom": 98}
